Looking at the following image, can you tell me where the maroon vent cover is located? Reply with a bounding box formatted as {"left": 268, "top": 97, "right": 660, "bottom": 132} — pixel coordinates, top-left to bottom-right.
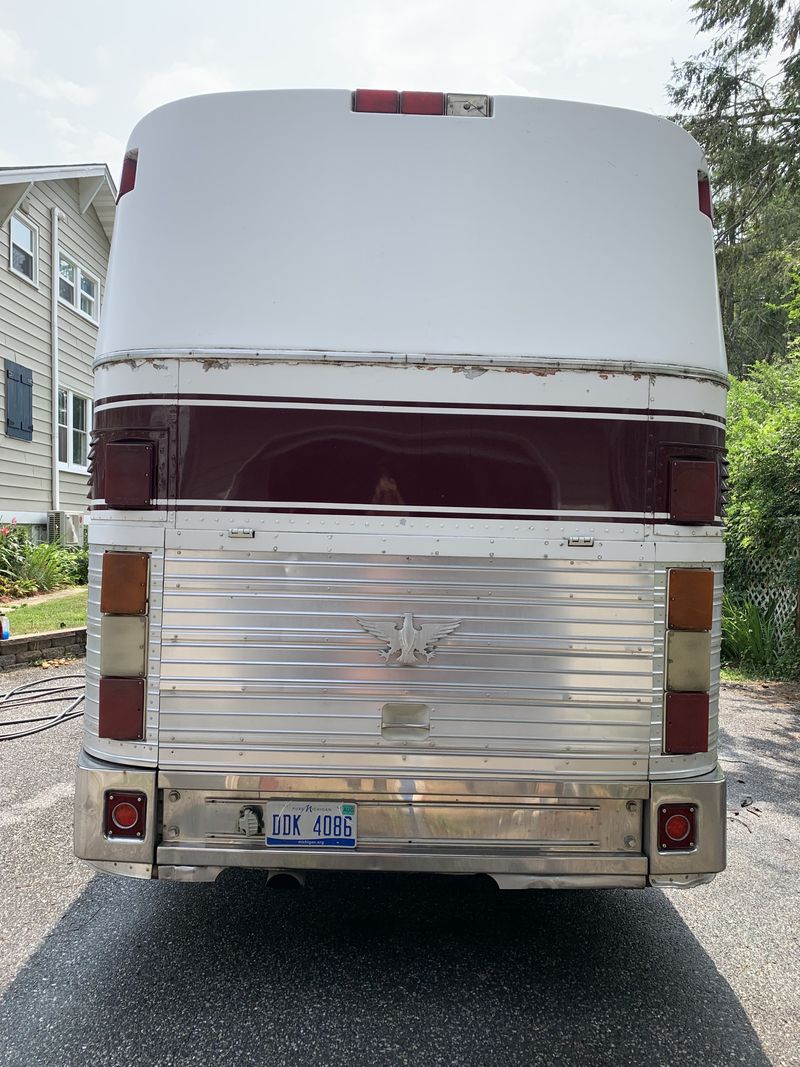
{"left": 669, "top": 459, "right": 717, "bottom": 523}
{"left": 99, "top": 676, "right": 145, "bottom": 740}
{"left": 105, "top": 441, "right": 154, "bottom": 508}
{"left": 664, "top": 692, "right": 710, "bottom": 754}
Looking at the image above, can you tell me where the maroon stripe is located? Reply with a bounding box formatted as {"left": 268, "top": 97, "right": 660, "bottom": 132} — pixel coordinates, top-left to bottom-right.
{"left": 92, "top": 392, "right": 726, "bottom": 424}
{"left": 92, "top": 402, "right": 725, "bottom": 519}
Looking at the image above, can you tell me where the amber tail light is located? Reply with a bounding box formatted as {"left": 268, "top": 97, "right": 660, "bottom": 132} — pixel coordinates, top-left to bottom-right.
{"left": 667, "top": 569, "right": 714, "bottom": 631}
{"left": 101, "top": 551, "right": 149, "bottom": 614}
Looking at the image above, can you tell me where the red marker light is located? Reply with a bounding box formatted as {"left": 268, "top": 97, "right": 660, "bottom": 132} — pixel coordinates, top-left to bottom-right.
{"left": 118, "top": 151, "right": 138, "bottom": 201}
{"left": 400, "top": 91, "right": 445, "bottom": 115}
{"left": 664, "top": 813, "right": 691, "bottom": 842}
{"left": 104, "top": 791, "right": 147, "bottom": 838}
{"left": 698, "top": 176, "right": 713, "bottom": 221}
{"left": 353, "top": 89, "right": 399, "bottom": 113}
{"left": 657, "top": 804, "right": 696, "bottom": 851}
{"left": 110, "top": 801, "right": 139, "bottom": 830}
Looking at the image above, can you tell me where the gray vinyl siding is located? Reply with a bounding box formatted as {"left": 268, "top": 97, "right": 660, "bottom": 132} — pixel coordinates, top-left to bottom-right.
{"left": 0, "top": 187, "right": 53, "bottom": 520}
{"left": 51, "top": 178, "right": 108, "bottom": 513}
{"left": 0, "top": 178, "right": 110, "bottom": 521}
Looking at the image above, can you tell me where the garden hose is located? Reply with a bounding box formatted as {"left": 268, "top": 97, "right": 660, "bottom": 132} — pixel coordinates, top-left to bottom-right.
{"left": 0, "top": 674, "right": 85, "bottom": 741}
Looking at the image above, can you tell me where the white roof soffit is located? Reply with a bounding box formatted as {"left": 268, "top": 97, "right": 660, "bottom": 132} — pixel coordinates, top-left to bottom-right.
{"left": 0, "top": 164, "right": 117, "bottom": 241}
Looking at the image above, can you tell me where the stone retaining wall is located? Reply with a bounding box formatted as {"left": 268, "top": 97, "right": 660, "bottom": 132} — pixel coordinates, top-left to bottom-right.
{"left": 0, "top": 627, "right": 87, "bottom": 669}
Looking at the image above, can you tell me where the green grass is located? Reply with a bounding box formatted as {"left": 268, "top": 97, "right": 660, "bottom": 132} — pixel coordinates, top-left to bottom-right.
{"left": 4, "top": 588, "right": 88, "bottom": 636}
{"left": 720, "top": 664, "right": 773, "bottom": 683}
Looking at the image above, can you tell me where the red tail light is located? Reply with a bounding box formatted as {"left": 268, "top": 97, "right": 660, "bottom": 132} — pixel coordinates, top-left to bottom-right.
{"left": 698, "top": 175, "right": 713, "bottom": 221}
{"left": 658, "top": 804, "right": 696, "bottom": 851}
{"left": 400, "top": 91, "right": 445, "bottom": 115}
{"left": 354, "top": 89, "right": 399, "bottom": 113}
{"left": 99, "top": 676, "right": 145, "bottom": 740}
{"left": 118, "top": 151, "right": 138, "bottom": 201}
{"left": 105, "top": 790, "right": 147, "bottom": 838}
{"left": 664, "top": 692, "right": 710, "bottom": 753}
{"left": 669, "top": 459, "right": 717, "bottom": 523}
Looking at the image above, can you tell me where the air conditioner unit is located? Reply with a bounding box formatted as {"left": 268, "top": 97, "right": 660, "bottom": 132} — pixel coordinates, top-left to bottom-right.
{"left": 47, "top": 511, "right": 84, "bottom": 546}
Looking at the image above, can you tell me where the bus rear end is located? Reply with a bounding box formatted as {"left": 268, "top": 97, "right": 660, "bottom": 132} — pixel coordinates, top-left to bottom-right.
{"left": 74, "top": 89, "right": 726, "bottom": 889}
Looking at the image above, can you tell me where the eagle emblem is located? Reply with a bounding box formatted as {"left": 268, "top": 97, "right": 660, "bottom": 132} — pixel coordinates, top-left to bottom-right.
{"left": 357, "top": 613, "right": 460, "bottom": 666}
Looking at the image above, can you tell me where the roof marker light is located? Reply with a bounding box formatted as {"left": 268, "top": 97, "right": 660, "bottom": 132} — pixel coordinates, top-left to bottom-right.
{"left": 118, "top": 150, "right": 138, "bottom": 201}
{"left": 400, "top": 91, "right": 445, "bottom": 115}
{"left": 698, "top": 174, "right": 713, "bottom": 221}
{"left": 445, "top": 93, "right": 490, "bottom": 117}
{"left": 354, "top": 89, "right": 399, "bottom": 113}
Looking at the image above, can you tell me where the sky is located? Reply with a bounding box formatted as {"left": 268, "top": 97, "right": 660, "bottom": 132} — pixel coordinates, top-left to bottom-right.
{"left": 0, "top": 0, "right": 710, "bottom": 183}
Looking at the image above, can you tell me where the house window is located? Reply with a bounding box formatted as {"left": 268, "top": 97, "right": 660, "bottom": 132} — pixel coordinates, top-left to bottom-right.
{"left": 58, "top": 252, "right": 99, "bottom": 323}
{"left": 10, "top": 215, "right": 38, "bottom": 284}
{"left": 58, "top": 388, "right": 91, "bottom": 471}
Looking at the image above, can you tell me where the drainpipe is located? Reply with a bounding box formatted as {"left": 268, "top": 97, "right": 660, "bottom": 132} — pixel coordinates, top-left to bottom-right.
{"left": 50, "top": 206, "right": 60, "bottom": 514}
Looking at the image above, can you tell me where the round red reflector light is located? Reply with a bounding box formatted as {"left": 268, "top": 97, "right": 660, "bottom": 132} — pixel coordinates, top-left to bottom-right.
{"left": 110, "top": 801, "right": 139, "bottom": 830}
{"left": 664, "top": 813, "right": 691, "bottom": 842}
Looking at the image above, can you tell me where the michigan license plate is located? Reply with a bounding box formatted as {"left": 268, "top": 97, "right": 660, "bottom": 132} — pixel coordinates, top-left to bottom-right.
{"left": 266, "top": 801, "right": 357, "bottom": 848}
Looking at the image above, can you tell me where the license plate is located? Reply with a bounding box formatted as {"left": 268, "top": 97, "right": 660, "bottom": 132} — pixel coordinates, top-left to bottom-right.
{"left": 266, "top": 801, "right": 357, "bottom": 848}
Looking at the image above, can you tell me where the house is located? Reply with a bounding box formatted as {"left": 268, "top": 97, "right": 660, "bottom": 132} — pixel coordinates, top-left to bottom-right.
{"left": 0, "top": 164, "right": 116, "bottom": 540}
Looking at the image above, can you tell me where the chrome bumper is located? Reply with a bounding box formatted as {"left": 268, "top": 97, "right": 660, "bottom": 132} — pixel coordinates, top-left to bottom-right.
{"left": 73, "top": 751, "right": 725, "bottom": 888}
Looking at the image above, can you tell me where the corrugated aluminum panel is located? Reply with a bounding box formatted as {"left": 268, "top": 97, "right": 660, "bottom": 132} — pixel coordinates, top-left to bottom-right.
{"left": 158, "top": 551, "right": 660, "bottom": 778}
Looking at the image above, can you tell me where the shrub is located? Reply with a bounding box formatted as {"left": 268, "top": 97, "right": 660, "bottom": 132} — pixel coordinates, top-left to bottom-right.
{"left": 64, "top": 545, "right": 89, "bottom": 585}
{"left": 0, "top": 524, "right": 83, "bottom": 596}
{"left": 721, "top": 594, "right": 788, "bottom": 677}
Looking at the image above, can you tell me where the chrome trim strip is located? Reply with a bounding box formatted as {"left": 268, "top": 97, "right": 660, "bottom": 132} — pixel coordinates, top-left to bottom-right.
{"left": 155, "top": 844, "right": 648, "bottom": 876}
{"left": 93, "top": 348, "right": 730, "bottom": 386}
{"left": 86, "top": 859, "right": 154, "bottom": 880}
{"left": 156, "top": 771, "right": 650, "bottom": 800}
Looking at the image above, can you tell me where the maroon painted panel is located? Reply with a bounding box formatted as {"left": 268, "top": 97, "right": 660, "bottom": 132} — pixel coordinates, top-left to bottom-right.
{"left": 92, "top": 402, "right": 725, "bottom": 520}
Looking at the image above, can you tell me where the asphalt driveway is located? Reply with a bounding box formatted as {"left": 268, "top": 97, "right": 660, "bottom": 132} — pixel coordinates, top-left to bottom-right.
{"left": 1, "top": 662, "right": 797, "bottom": 1067}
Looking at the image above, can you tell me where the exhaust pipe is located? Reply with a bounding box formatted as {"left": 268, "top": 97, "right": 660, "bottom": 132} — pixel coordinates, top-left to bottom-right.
{"left": 266, "top": 869, "right": 306, "bottom": 890}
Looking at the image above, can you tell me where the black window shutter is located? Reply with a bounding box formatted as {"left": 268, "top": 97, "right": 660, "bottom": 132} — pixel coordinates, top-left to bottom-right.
{"left": 5, "top": 359, "right": 33, "bottom": 441}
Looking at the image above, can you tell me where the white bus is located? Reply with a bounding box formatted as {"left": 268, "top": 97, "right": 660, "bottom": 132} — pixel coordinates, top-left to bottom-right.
{"left": 74, "top": 89, "right": 726, "bottom": 890}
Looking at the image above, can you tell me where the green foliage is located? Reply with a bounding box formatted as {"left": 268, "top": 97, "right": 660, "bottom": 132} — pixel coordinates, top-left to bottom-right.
{"left": 725, "top": 353, "right": 800, "bottom": 587}
{"left": 0, "top": 524, "right": 89, "bottom": 598}
{"left": 721, "top": 593, "right": 785, "bottom": 674}
{"left": 64, "top": 545, "right": 89, "bottom": 585}
{"left": 668, "top": 2, "right": 800, "bottom": 373}
{"left": 722, "top": 348, "right": 800, "bottom": 679}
